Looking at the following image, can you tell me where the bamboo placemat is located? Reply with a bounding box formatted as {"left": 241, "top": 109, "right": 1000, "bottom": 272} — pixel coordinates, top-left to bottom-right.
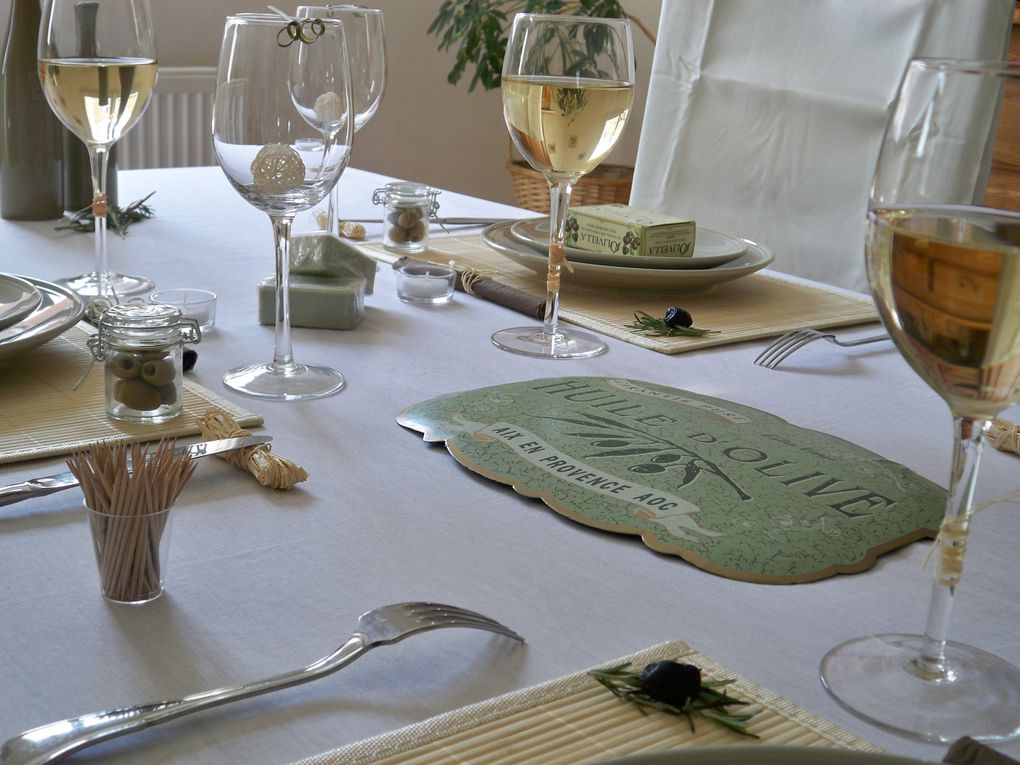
{"left": 366, "top": 235, "right": 879, "bottom": 355}
{"left": 292, "top": 640, "right": 880, "bottom": 765}
{"left": 0, "top": 325, "right": 262, "bottom": 465}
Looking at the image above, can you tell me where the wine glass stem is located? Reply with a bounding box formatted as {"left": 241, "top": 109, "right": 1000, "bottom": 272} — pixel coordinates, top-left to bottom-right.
{"left": 271, "top": 214, "right": 296, "bottom": 370}
{"left": 87, "top": 144, "right": 111, "bottom": 298}
{"left": 544, "top": 179, "right": 573, "bottom": 339}
{"left": 914, "top": 416, "right": 989, "bottom": 677}
{"left": 326, "top": 183, "right": 338, "bottom": 235}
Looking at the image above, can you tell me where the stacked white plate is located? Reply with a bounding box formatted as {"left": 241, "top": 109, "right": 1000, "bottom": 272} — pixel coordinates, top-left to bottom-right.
{"left": 483, "top": 219, "right": 774, "bottom": 291}
{"left": 0, "top": 274, "right": 86, "bottom": 363}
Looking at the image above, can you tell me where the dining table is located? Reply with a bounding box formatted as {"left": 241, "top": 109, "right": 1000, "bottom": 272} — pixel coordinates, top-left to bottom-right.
{"left": 0, "top": 165, "right": 1018, "bottom": 765}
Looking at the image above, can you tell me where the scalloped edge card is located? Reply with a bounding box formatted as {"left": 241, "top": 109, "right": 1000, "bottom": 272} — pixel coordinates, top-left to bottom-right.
{"left": 397, "top": 377, "right": 945, "bottom": 584}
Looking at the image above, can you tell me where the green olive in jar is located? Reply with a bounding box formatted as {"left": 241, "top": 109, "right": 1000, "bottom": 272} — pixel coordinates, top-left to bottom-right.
{"left": 158, "top": 383, "right": 178, "bottom": 406}
{"left": 397, "top": 208, "right": 420, "bottom": 229}
{"left": 141, "top": 359, "right": 175, "bottom": 387}
{"left": 388, "top": 225, "right": 410, "bottom": 244}
{"left": 408, "top": 220, "right": 427, "bottom": 242}
{"left": 110, "top": 352, "right": 142, "bottom": 379}
{"left": 116, "top": 379, "right": 162, "bottom": 411}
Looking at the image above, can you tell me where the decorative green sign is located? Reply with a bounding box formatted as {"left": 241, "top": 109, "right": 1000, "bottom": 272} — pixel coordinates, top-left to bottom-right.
{"left": 398, "top": 377, "right": 945, "bottom": 584}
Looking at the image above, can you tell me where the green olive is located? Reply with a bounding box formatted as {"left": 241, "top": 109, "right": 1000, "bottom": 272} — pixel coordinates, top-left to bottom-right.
{"left": 388, "top": 225, "right": 409, "bottom": 244}
{"left": 386, "top": 210, "right": 403, "bottom": 226}
{"left": 110, "top": 353, "right": 142, "bottom": 379}
{"left": 408, "top": 220, "right": 427, "bottom": 242}
{"left": 116, "top": 379, "right": 161, "bottom": 411}
{"left": 140, "top": 359, "right": 175, "bottom": 387}
{"left": 158, "top": 383, "right": 178, "bottom": 405}
{"left": 397, "top": 209, "right": 420, "bottom": 228}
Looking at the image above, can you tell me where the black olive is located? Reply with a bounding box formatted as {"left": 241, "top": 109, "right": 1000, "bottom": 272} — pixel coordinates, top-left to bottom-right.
{"left": 639, "top": 661, "right": 702, "bottom": 707}
{"left": 183, "top": 348, "right": 198, "bottom": 372}
{"left": 663, "top": 307, "right": 693, "bottom": 328}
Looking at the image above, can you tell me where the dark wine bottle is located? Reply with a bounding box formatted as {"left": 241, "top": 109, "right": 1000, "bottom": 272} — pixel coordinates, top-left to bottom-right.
{"left": 61, "top": 0, "right": 117, "bottom": 213}
{"left": 0, "top": 0, "right": 63, "bottom": 220}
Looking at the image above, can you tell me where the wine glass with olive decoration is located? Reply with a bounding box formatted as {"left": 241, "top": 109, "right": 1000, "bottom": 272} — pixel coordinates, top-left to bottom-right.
{"left": 493, "top": 13, "right": 634, "bottom": 359}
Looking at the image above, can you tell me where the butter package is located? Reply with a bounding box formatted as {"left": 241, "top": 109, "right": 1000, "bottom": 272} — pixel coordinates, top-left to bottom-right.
{"left": 565, "top": 204, "right": 696, "bottom": 258}
{"left": 258, "top": 274, "right": 365, "bottom": 330}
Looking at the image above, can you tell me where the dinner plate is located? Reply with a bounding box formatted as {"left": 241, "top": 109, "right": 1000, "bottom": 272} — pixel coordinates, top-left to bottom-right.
{"left": 483, "top": 221, "right": 773, "bottom": 292}
{"left": 589, "top": 746, "right": 928, "bottom": 765}
{"left": 510, "top": 218, "right": 747, "bottom": 269}
{"left": 0, "top": 273, "right": 42, "bottom": 331}
{"left": 0, "top": 276, "right": 86, "bottom": 364}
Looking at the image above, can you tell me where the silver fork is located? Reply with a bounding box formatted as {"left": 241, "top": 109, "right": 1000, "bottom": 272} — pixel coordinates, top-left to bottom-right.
{"left": 0, "top": 602, "right": 523, "bottom": 765}
{"left": 754, "top": 328, "right": 890, "bottom": 369}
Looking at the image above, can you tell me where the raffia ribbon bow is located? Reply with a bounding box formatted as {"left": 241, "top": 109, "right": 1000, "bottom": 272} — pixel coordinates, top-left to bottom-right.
{"left": 199, "top": 410, "right": 308, "bottom": 490}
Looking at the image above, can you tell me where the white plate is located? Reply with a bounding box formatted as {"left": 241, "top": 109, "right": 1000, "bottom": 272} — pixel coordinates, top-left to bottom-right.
{"left": 0, "top": 273, "right": 42, "bottom": 331}
{"left": 0, "top": 276, "right": 86, "bottom": 363}
{"left": 511, "top": 218, "right": 747, "bottom": 269}
{"left": 483, "top": 222, "right": 773, "bottom": 292}
{"left": 589, "top": 746, "right": 928, "bottom": 765}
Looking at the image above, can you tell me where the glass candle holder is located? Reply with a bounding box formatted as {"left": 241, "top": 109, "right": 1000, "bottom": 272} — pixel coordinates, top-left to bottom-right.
{"left": 396, "top": 262, "right": 456, "bottom": 305}
{"left": 149, "top": 289, "right": 217, "bottom": 331}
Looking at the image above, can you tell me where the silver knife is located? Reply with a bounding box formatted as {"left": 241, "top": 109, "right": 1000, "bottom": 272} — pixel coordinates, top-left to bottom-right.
{"left": 0, "top": 435, "right": 272, "bottom": 508}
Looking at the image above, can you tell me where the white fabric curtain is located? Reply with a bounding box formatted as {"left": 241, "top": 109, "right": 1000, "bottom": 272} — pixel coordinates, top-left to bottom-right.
{"left": 631, "top": 0, "right": 1014, "bottom": 291}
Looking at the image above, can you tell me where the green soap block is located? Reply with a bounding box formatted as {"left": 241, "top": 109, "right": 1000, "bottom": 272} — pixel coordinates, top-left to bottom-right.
{"left": 258, "top": 274, "right": 365, "bottom": 330}
{"left": 290, "top": 232, "right": 377, "bottom": 293}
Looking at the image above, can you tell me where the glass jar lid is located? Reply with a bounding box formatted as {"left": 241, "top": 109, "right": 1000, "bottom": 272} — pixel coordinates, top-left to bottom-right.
{"left": 96, "top": 302, "right": 201, "bottom": 351}
{"left": 373, "top": 181, "right": 440, "bottom": 213}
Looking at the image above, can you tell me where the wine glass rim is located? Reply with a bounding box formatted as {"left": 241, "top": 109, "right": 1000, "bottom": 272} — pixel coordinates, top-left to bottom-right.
{"left": 512, "top": 12, "right": 630, "bottom": 27}
{"left": 295, "top": 5, "right": 383, "bottom": 16}
{"left": 909, "top": 57, "right": 1020, "bottom": 77}
{"left": 226, "top": 12, "right": 344, "bottom": 26}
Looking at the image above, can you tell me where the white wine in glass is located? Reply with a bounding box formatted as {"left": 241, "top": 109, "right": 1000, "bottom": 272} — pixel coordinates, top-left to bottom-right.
{"left": 820, "top": 58, "right": 1020, "bottom": 743}
{"left": 494, "top": 14, "right": 634, "bottom": 359}
{"left": 297, "top": 4, "right": 385, "bottom": 234}
{"left": 38, "top": 0, "right": 157, "bottom": 299}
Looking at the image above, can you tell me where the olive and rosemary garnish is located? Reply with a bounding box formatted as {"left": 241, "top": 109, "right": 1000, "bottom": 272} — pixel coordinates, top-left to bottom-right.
{"left": 589, "top": 659, "right": 759, "bottom": 737}
{"left": 626, "top": 308, "right": 715, "bottom": 338}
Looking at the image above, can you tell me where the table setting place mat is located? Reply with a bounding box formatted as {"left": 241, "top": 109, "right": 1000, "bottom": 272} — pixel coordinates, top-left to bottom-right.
{"left": 292, "top": 639, "right": 881, "bottom": 765}
{"left": 0, "top": 324, "right": 262, "bottom": 465}
{"left": 362, "top": 234, "right": 879, "bottom": 355}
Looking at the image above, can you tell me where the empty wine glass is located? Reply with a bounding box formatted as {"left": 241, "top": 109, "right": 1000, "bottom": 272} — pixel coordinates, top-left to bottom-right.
{"left": 820, "top": 59, "right": 1020, "bottom": 742}
{"left": 297, "top": 4, "right": 385, "bottom": 234}
{"left": 213, "top": 13, "right": 354, "bottom": 400}
{"left": 493, "top": 14, "right": 634, "bottom": 358}
{"left": 38, "top": 0, "right": 156, "bottom": 299}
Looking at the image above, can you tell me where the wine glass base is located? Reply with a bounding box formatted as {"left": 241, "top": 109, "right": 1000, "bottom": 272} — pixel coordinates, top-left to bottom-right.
{"left": 491, "top": 326, "right": 607, "bottom": 359}
{"left": 820, "top": 633, "right": 1020, "bottom": 743}
{"left": 57, "top": 272, "right": 154, "bottom": 300}
{"left": 223, "top": 362, "right": 346, "bottom": 401}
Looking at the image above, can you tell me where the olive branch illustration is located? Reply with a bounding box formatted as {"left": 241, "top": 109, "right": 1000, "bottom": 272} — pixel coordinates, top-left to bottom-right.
{"left": 531, "top": 411, "right": 750, "bottom": 501}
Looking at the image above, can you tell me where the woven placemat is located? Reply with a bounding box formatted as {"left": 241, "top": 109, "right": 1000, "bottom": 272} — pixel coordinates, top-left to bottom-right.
{"left": 0, "top": 325, "right": 262, "bottom": 465}
{"left": 292, "top": 640, "right": 880, "bottom": 765}
{"left": 365, "top": 235, "right": 878, "bottom": 355}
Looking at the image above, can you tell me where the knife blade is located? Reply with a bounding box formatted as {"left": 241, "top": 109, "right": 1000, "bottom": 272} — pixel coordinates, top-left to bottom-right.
{"left": 0, "top": 435, "right": 272, "bottom": 508}
{"left": 341, "top": 217, "right": 516, "bottom": 226}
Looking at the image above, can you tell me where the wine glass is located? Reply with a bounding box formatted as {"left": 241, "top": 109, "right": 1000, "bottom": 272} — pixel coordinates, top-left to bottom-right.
{"left": 38, "top": 0, "right": 156, "bottom": 299}
{"left": 820, "top": 59, "right": 1020, "bottom": 742}
{"left": 493, "top": 13, "right": 634, "bottom": 359}
{"left": 212, "top": 13, "right": 354, "bottom": 400}
{"left": 297, "top": 4, "right": 386, "bottom": 234}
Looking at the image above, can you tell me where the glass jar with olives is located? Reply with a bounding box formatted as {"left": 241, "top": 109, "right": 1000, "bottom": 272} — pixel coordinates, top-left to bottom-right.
{"left": 87, "top": 303, "right": 201, "bottom": 424}
{"left": 372, "top": 181, "right": 439, "bottom": 254}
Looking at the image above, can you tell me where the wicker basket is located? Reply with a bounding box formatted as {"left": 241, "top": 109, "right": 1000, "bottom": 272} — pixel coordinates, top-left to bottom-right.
{"left": 507, "top": 159, "right": 633, "bottom": 212}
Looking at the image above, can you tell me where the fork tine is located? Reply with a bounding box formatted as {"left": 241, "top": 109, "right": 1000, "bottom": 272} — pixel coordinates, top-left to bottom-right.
{"left": 764, "top": 333, "right": 820, "bottom": 369}
{"left": 754, "top": 329, "right": 810, "bottom": 368}
{"left": 398, "top": 602, "right": 525, "bottom": 642}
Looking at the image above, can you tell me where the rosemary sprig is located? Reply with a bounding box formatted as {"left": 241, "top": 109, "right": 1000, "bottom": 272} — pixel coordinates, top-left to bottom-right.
{"left": 626, "top": 310, "right": 714, "bottom": 338}
{"left": 57, "top": 192, "right": 156, "bottom": 238}
{"left": 589, "top": 661, "right": 759, "bottom": 738}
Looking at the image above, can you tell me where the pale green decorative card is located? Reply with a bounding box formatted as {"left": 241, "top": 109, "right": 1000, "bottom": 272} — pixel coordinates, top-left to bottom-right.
{"left": 398, "top": 377, "right": 945, "bottom": 584}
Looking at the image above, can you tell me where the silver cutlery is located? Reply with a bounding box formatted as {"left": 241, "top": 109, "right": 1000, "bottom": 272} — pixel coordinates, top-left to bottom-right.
{"left": 342, "top": 216, "right": 513, "bottom": 226}
{"left": 0, "top": 435, "right": 272, "bottom": 508}
{"left": 0, "top": 602, "right": 524, "bottom": 765}
{"left": 754, "top": 328, "right": 891, "bottom": 369}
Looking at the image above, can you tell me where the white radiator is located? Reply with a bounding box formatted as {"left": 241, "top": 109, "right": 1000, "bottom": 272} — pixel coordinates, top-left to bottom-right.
{"left": 118, "top": 66, "right": 217, "bottom": 169}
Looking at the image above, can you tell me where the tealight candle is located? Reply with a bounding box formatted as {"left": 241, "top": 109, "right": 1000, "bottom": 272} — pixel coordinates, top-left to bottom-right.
{"left": 149, "top": 289, "right": 217, "bottom": 331}
{"left": 396, "top": 262, "right": 456, "bottom": 305}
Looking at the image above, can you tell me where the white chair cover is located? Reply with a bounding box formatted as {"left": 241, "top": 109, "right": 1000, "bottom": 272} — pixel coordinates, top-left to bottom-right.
{"left": 630, "top": 0, "right": 1014, "bottom": 291}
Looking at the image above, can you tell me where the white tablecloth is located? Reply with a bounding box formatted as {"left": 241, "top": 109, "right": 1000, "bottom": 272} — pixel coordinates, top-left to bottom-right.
{"left": 0, "top": 167, "right": 1018, "bottom": 764}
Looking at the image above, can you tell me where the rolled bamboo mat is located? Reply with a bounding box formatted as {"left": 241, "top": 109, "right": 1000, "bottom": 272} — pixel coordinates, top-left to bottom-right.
{"left": 292, "top": 640, "right": 880, "bottom": 765}
{"left": 365, "top": 235, "right": 879, "bottom": 355}
{"left": 0, "top": 325, "right": 261, "bottom": 465}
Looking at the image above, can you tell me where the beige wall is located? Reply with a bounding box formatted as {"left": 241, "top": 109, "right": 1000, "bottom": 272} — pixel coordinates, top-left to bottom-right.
{"left": 5, "top": 0, "right": 661, "bottom": 206}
